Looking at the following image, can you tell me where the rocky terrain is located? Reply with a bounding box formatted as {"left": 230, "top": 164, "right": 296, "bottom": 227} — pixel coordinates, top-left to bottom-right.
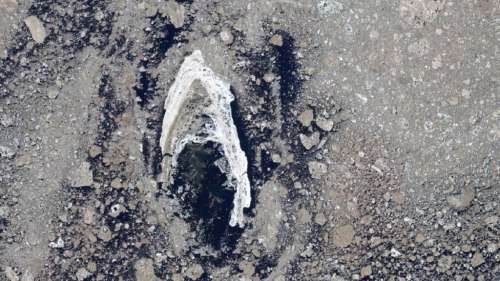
{"left": 0, "top": 0, "right": 499, "bottom": 280}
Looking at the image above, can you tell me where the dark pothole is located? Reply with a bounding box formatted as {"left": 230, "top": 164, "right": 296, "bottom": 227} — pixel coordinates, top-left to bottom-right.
{"left": 171, "top": 141, "right": 243, "bottom": 253}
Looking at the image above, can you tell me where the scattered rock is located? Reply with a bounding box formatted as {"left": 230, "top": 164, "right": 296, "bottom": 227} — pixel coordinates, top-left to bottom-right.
{"left": 83, "top": 207, "right": 95, "bottom": 225}
{"left": 109, "top": 203, "right": 126, "bottom": 218}
{"left": 332, "top": 224, "right": 354, "bottom": 248}
{"left": 0, "top": 206, "right": 10, "bottom": 219}
{"left": 88, "top": 145, "right": 102, "bottom": 158}
{"left": 447, "top": 188, "right": 475, "bottom": 210}
{"left": 47, "top": 87, "right": 59, "bottom": 99}
{"left": 15, "top": 154, "right": 32, "bottom": 167}
{"left": 49, "top": 237, "right": 65, "bottom": 248}
{"left": 484, "top": 216, "right": 498, "bottom": 225}
{"left": 0, "top": 114, "right": 14, "bottom": 127}
{"left": 308, "top": 161, "right": 327, "bottom": 179}
{"left": 415, "top": 233, "right": 426, "bottom": 244}
{"left": 408, "top": 38, "right": 430, "bottom": 57}
{"left": 297, "top": 208, "right": 312, "bottom": 224}
{"left": 185, "top": 264, "right": 204, "bottom": 280}
{"left": 220, "top": 28, "right": 234, "bottom": 45}
{"left": 437, "top": 255, "right": 453, "bottom": 272}
{"left": 263, "top": 73, "right": 275, "bottom": 83}
{"left": 76, "top": 267, "right": 91, "bottom": 281}
{"left": 140, "top": 1, "right": 158, "bottom": 17}
{"left": 269, "top": 34, "right": 283, "bottom": 47}
{"left": 0, "top": 48, "right": 7, "bottom": 60}
{"left": 487, "top": 243, "right": 498, "bottom": 253}
{"left": 301, "top": 244, "right": 314, "bottom": 257}
{"left": 360, "top": 265, "right": 372, "bottom": 278}
{"left": 238, "top": 261, "right": 255, "bottom": 277}
{"left": 24, "top": 16, "right": 47, "bottom": 44}
{"left": 165, "top": 1, "right": 185, "bottom": 28}
{"left": 314, "top": 212, "right": 328, "bottom": 226}
{"left": 271, "top": 153, "right": 282, "bottom": 164}
{"left": 69, "top": 162, "right": 93, "bottom": 187}
{"left": 97, "top": 226, "right": 112, "bottom": 242}
{"left": 273, "top": 274, "right": 286, "bottom": 281}
{"left": 0, "top": 145, "right": 16, "bottom": 159}
{"left": 315, "top": 118, "right": 334, "bottom": 132}
{"left": 86, "top": 261, "right": 97, "bottom": 273}
{"left": 20, "top": 270, "right": 34, "bottom": 281}
{"left": 3, "top": 266, "right": 18, "bottom": 281}
{"left": 110, "top": 177, "right": 124, "bottom": 189}
{"left": 390, "top": 248, "right": 402, "bottom": 258}
{"left": 134, "top": 258, "right": 161, "bottom": 281}
{"left": 471, "top": 252, "right": 484, "bottom": 268}
{"left": 317, "top": 0, "right": 344, "bottom": 16}
{"left": 432, "top": 54, "right": 443, "bottom": 69}
{"left": 399, "top": 0, "right": 446, "bottom": 27}
{"left": 298, "top": 109, "right": 314, "bottom": 127}
{"left": 331, "top": 274, "right": 347, "bottom": 281}
{"left": 300, "top": 132, "right": 320, "bottom": 150}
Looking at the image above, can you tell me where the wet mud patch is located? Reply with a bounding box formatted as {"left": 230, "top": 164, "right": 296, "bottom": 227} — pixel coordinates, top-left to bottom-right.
{"left": 269, "top": 30, "right": 302, "bottom": 122}
{"left": 232, "top": 28, "right": 313, "bottom": 193}
{"left": 231, "top": 47, "right": 279, "bottom": 183}
{"left": 134, "top": 5, "right": 193, "bottom": 107}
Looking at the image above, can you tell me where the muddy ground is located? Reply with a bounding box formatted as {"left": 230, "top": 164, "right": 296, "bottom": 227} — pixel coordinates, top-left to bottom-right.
{"left": 0, "top": 0, "right": 499, "bottom": 280}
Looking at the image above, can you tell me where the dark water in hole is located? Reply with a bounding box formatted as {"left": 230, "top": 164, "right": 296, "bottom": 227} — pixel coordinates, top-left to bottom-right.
{"left": 172, "top": 142, "right": 243, "bottom": 250}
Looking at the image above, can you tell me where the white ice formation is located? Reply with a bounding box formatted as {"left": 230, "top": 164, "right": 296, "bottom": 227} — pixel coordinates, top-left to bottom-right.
{"left": 160, "top": 50, "right": 251, "bottom": 227}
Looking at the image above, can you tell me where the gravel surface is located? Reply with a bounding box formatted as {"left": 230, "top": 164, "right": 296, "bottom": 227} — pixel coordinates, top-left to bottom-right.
{"left": 0, "top": 0, "right": 499, "bottom": 280}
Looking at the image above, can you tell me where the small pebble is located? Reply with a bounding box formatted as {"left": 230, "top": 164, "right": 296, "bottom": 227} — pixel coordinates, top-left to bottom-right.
{"left": 270, "top": 34, "right": 283, "bottom": 46}
{"left": 24, "top": 16, "right": 47, "bottom": 44}
{"left": 220, "top": 28, "right": 234, "bottom": 45}
{"left": 47, "top": 87, "right": 59, "bottom": 99}
{"left": 298, "top": 109, "right": 314, "bottom": 127}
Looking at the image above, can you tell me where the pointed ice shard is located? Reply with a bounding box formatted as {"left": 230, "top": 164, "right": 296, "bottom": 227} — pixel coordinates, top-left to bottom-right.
{"left": 160, "top": 50, "right": 251, "bottom": 227}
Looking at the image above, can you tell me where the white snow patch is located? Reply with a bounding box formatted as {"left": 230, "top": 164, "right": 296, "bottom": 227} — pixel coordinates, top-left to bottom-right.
{"left": 160, "top": 50, "right": 251, "bottom": 227}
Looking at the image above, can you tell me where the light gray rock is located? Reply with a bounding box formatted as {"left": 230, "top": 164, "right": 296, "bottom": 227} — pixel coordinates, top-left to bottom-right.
{"left": 69, "top": 162, "right": 93, "bottom": 187}
{"left": 134, "top": 259, "right": 161, "bottom": 281}
{"left": 220, "top": 28, "right": 234, "bottom": 45}
{"left": 0, "top": 145, "right": 15, "bottom": 159}
{"left": 269, "top": 34, "right": 283, "bottom": 47}
{"left": 48, "top": 237, "right": 65, "bottom": 249}
{"left": 109, "top": 204, "right": 126, "bottom": 218}
{"left": 317, "top": 0, "right": 344, "bottom": 16}
{"left": 331, "top": 224, "right": 354, "bottom": 248}
{"left": 21, "top": 270, "right": 34, "bottom": 281}
{"left": 471, "top": 252, "right": 485, "bottom": 267}
{"left": 300, "top": 132, "right": 320, "bottom": 150}
{"left": 24, "top": 16, "right": 47, "bottom": 44}
{"left": 1, "top": 114, "right": 14, "bottom": 127}
{"left": 314, "top": 212, "right": 328, "bottom": 225}
{"left": 185, "top": 264, "right": 204, "bottom": 280}
{"left": 76, "top": 268, "right": 91, "bottom": 281}
{"left": 298, "top": 109, "right": 314, "bottom": 127}
{"left": 97, "top": 226, "right": 112, "bottom": 242}
{"left": 3, "top": 266, "right": 18, "bottom": 281}
{"left": 447, "top": 188, "right": 475, "bottom": 210}
{"left": 47, "top": 87, "right": 59, "bottom": 99}
{"left": 308, "top": 160, "right": 327, "bottom": 179}
{"left": 316, "top": 118, "right": 334, "bottom": 132}
{"left": 0, "top": 206, "right": 10, "bottom": 219}
{"left": 165, "top": 1, "right": 185, "bottom": 28}
{"left": 0, "top": 48, "right": 7, "bottom": 60}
